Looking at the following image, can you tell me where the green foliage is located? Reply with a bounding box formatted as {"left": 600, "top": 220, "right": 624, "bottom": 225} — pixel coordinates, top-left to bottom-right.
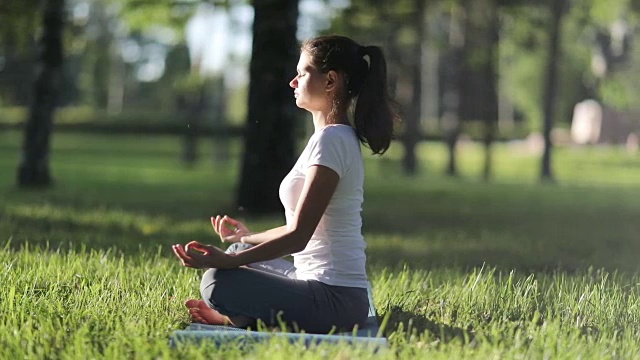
{"left": 173, "top": 73, "right": 209, "bottom": 97}
{"left": 330, "top": 0, "right": 417, "bottom": 37}
{"left": 555, "top": 3, "right": 597, "bottom": 122}
{"left": 589, "top": 0, "right": 630, "bottom": 25}
{"left": 498, "top": 0, "right": 640, "bottom": 129}
{"left": 108, "top": 0, "right": 195, "bottom": 34}
{"left": 0, "top": 0, "right": 41, "bottom": 52}
{"left": 595, "top": 14, "right": 640, "bottom": 111}
{"left": 330, "top": 0, "right": 640, "bottom": 132}
{"left": 573, "top": 0, "right": 639, "bottom": 110}
{"left": 1, "top": 131, "right": 640, "bottom": 357}
{"left": 500, "top": 4, "right": 588, "bottom": 131}
{"left": 328, "top": 0, "right": 424, "bottom": 83}
{"left": 599, "top": 76, "right": 633, "bottom": 109}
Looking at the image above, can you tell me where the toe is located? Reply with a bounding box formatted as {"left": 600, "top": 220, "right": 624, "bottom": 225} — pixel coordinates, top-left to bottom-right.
{"left": 185, "top": 299, "right": 200, "bottom": 308}
{"left": 193, "top": 314, "right": 208, "bottom": 325}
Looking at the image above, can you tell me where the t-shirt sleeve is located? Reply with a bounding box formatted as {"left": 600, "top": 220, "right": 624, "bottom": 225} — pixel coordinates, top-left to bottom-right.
{"left": 306, "top": 128, "right": 349, "bottom": 178}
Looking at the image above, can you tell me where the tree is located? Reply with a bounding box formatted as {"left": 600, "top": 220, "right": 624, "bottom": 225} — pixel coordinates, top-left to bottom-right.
{"left": 0, "top": 0, "right": 40, "bottom": 106}
{"left": 540, "top": 0, "right": 566, "bottom": 182}
{"left": 442, "top": 3, "right": 464, "bottom": 177}
{"left": 458, "top": 0, "right": 499, "bottom": 181}
{"left": 481, "top": 3, "right": 500, "bottom": 181}
{"left": 236, "top": 0, "right": 299, "bottom": 215}
{"left": 400, "top": 0, "right": 426, "bottom": 175}
{"left": 17, "top": 0, "right": 66, "bottom": 188}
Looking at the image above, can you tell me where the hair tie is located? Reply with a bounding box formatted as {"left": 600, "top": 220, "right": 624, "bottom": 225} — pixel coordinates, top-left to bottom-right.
{"left": 359, "top": 46, "right": 370, "bottom": 70}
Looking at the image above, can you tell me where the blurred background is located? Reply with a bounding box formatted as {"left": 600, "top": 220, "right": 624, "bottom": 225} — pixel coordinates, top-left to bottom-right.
{"left": 1, "top": 0, "right": 639, "bottom": 216}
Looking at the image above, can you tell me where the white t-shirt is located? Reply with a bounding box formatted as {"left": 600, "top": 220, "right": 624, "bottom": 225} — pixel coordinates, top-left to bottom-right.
{"left": 278, "top": 124, "right": 368, "bottom": 289}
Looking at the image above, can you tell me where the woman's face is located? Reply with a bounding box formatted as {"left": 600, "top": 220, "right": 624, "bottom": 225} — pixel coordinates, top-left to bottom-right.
{"left": 289, "top": 51, "right": 330, "bottom": 112}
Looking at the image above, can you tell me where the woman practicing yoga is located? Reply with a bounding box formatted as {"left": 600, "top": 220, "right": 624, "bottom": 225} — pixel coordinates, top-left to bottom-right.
{"left": 172, "top": 34, "right": 397, "bottom": 333}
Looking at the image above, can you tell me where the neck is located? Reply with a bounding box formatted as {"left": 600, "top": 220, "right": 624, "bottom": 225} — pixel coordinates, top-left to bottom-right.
{"left": 311, "top": 110, "right": 349, "bottom": 133}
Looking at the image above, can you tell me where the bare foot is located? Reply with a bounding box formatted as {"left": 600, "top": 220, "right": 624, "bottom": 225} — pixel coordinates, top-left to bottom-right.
{"left": 184, "top": 299, "right": 230, "bottom": 325}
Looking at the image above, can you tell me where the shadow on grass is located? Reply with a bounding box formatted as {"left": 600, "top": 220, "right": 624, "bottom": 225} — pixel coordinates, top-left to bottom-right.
{"left": 366, "top": 244, "right": 585, "bottom": 274}
{"left": 382, "top": 306, "right": 473, "bottom": 343}
{"left": 0, "top": 204, "right": 623, "bottom": 274}
{"left": 2, "top": 184, "right": 240, "bottom": 221}
{"left": 1, "top": 206, "right": 217, "bottom": 256}
{"left": 3, "top": 175, "right": 640, "bottom": 274}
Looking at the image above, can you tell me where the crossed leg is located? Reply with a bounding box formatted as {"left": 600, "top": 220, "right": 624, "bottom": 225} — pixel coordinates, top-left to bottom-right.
{"left": 184, "top": 243, "right": 294, "bottom": 328}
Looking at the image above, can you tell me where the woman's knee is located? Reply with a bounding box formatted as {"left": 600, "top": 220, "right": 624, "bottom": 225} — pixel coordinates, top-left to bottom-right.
{"left": 199, "top": 268, "right": 242, "bottom": 316}
{"left": 200, "top": 267, "right": 239, "bottom": 308}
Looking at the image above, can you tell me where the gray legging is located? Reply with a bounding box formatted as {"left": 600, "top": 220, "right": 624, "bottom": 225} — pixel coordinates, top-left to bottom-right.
{"left": 199, "top": 243, "right": 369, "bottom": 334}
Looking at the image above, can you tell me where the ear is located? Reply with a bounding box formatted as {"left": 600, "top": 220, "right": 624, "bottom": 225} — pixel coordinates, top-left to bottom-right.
{"left": 325, "top": 70, "right": 340, "bottom": 92}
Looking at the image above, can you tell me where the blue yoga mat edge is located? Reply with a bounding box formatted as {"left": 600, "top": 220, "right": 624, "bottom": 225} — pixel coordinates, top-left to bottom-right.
{"left": 170, "top": 329, "right": 388, "bottom": 348}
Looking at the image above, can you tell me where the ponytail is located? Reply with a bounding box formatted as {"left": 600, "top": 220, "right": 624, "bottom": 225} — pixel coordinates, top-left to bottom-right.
{"left": 302, "top": 36, "right": 399, "bottom": 155}
{"left": 353, "top": 46, "right": 397, "bottom": 155}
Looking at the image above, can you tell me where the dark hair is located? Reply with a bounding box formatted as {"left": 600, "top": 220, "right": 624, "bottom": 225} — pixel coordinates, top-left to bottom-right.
{"left": 301, "top": 35, "right": 398, "bottom": 155}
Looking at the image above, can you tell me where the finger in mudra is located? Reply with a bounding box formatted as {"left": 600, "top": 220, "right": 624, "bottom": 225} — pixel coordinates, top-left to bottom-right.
{"left": 211, "top": 215, "right": 249, "bottom": 242}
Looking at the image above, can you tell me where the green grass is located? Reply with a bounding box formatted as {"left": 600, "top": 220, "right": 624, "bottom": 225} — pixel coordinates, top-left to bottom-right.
{"left": 1, "top": 130, "right": 640, "bottom": 359}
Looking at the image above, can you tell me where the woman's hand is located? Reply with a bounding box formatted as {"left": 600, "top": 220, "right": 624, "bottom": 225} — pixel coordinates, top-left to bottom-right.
{"left": 211, "top": 215, "right": 250, "bottom": 243}
{"left": 172, "top": 241, "right": 237, "bottom": 269}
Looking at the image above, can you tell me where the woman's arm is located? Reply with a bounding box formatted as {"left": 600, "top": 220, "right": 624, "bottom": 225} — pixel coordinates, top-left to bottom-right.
{"left": 173, "top": 165, "right": 339, "bottom": 269}
{"left": 240, "top": 225, "right": 288, "bottom": 245}
{"left": 229, "top": 164, "right": 339, "bottom": 266}
{"left": 212, "top": 216, "right": 286, "bottom": 244}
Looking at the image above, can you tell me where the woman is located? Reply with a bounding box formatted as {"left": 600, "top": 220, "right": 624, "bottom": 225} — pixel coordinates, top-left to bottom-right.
{"left": 172, "top": 35, "right": 398, "bottom": 334}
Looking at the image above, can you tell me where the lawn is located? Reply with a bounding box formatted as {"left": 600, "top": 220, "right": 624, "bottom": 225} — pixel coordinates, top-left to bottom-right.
{"left": 1, "top": 130, "right": 639, "bottom": 359}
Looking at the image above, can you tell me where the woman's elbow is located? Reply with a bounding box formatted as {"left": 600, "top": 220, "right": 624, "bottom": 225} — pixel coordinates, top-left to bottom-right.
{"left": 286, "top": 228, "right": 311, "bottom": 253}
{"left": 290, "top": 243, "right": 306, "bottom": 253}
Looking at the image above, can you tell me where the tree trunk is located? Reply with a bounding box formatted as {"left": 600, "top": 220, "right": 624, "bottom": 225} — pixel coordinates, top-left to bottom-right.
{"left": 456, "top": 0, "right": 499, "bottom": 181}
{"left": 481, "top": 1, "right": 499, "bottom": 181}
{"left": 443, "top": 5, "right": 464, "bottom": 177}
{"left": 401, "top": 0, "right": 425, "bottom": 176}
{"left": 177, "top": 87, "right": 205, "bottom": 167}
{"left": 482, "top": 114, "right": 497, "bottom": 181}
{"left": 236, "top": 0, "right": 299, "bottom": 215}
{"left": 17, "top": 0, "right": 65, "bottom": 188}
{"left": 92, "top": 0, "right": 111, "bottom": 109}
{"left": 541, "top": 0, "right": 565, "bottom": 182}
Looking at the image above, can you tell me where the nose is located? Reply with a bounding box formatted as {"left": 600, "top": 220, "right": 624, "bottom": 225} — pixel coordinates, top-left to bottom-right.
{"left": 289, "top": 76, "right": 297, "bottom": 88}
